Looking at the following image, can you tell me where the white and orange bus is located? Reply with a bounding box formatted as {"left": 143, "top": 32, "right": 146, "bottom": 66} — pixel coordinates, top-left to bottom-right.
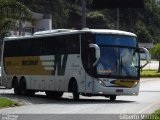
{"left": 1, "top": 29, "right": 149, "bottom": 101}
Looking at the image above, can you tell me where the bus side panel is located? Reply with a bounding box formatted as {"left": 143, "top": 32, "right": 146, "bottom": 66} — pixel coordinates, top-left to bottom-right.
{"left": 24, "top": 75, "right": 54, "bottom": 91}
{"left": 1, "top": 73, "right": 12, "bottom": 88}
{"left": 57, "top": 54, "right": 85, "bottom": 92}
{"left": 85, "top": 74, "right": 94, "bottom": 94}
{"left": 60, "top": 54, "right": 86, "bottom": 93}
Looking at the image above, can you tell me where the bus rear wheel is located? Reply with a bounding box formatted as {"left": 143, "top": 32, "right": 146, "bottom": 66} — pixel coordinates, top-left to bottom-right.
{"left": 13, "top": 78, "right": 20, "bottom": 95}
{"left": 20, "top": 78, "right": 35, "bottom": 96}
{"left": 20, "top": 78, "right": 27, "bottom": 95}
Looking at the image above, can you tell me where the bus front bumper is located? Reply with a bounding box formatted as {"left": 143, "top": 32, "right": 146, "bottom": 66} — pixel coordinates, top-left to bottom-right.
{"left": 92, "top": 78, "right": 140, "bottom": 96}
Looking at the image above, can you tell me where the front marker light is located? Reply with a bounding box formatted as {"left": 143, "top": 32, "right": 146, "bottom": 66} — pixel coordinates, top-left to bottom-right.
{"left": 98, "top": 92, "right": 103, "bottom": 94}
{"left": 97, "top": 79, "right": 106, "bottom": 87}
{"left": 133, "top": 81, "right": 138, "bottom": 87}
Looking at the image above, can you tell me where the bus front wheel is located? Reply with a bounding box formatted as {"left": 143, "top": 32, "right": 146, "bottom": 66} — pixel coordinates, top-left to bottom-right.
{"left": 72, "top": 81, "right": 79, "bottom": 101}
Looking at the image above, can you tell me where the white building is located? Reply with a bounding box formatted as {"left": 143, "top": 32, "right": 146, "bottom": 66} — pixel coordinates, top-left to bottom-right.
{"left": 11, "top": 12, "right": 52, "bottom": 36}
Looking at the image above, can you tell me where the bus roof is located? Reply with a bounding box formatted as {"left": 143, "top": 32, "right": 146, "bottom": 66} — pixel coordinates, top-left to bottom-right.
{"left": 82, "top": 29, "right": 136, "bottom": 37}
{"left": 4, "top": 29, "right": 136, "bottom": 41}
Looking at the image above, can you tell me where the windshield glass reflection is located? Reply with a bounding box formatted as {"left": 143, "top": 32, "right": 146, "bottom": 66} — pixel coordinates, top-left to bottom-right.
{"left": 96, "top": 34, "right": 139, "bottom": 78}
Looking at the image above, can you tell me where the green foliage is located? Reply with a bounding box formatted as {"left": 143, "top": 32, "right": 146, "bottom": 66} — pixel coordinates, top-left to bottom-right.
{"left": 87, "top": 11, "right": 104, "bottom": 19}
{"left": 102, "top": 0, "right": 160, "bottom": 43}
{"left": 150, "top": 44, "right": 160, "bottom": 72}
{"left": 0, "top": 0, "right": 31, "bottom": 19}
{"left": 1, "top": 0, "right": 160, "bottom": 43}
{"left": 141, "top": 69, "right": 160, "bottom": 77}
{"left": 143, "top": 0, "right": 160, "bottom": 44}
{"left": 0, "top": 0, "right": 31, "bottom": 38}
{"left": 87, "top": 11, "right": 106, "bottom": 28}
{"left": 150, "top": 44, "right": 160, "bottom": 59}
{"left": 65, "top": 0, "right": 93, "bottom": 7}
{"left": 0, "top": 18, "right": 13, "bottom": 38}
{"left": 45, "top": 0, "right": 69, "bottom": 28}
{"left": 135, "top": 20, "right": 153, "bottom": 43}
{"left": 0, "top": 97, "right": 15, "bottom": 108}
{"left": 144, "top": 109, "right": 160, "bottom": 120}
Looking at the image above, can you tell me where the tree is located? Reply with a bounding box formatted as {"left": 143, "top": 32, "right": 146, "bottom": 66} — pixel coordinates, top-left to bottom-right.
{"left": 142, "top": 0, "right": 160, "bottom": 43}
{"left": 0, "top": 0, "right": 31, "bottom": 38}
{"left": 135, "top": 20, "right": 153, "bottom": 43}
{"left": 20, "top": 0, "right": 160, "bottom": 44}
{"left": 150, "top": 44, "right": 160, "bottom": 72}
{"left": 47, "top": 0, "right": 69, "bottom": 28}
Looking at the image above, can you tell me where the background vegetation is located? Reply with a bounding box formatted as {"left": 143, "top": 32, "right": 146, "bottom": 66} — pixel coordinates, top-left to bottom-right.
{"left": 0, "top": 0, "right": 31, "bottom": 39}
{"left": 0, "top": 97, "right": 17, "bottom": 108}
{"left": 141, "top": 69, "right": 160, "bottom": 77}
{"left": 150, "top": 44, "right": 160, "bottom": 72}
{"left": 20, "top": 0, "right": 160, "bottom": 43}
{"left": 0, "top": 0, "right": 160, "bottom": 44}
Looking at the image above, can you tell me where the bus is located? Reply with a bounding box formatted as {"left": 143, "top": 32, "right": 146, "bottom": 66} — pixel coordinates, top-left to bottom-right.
{"left": 1, "top": 29, "right": 150, "bottom": 101}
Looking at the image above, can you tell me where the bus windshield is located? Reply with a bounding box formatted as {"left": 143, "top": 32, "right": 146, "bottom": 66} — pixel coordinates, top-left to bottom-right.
{"left": 96, "top": 34, "right": 139, "bottom": 78}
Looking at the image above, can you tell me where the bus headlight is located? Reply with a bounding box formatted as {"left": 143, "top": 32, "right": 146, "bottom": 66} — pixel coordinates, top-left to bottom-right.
{"left": 131, "top": 81, "right": 139, "bottom": 87}
{"left": 97, "top": 79, "right": 106, "bottom": 87}
{"left": 133, "top": 81, "right": 138, "bottom": 87}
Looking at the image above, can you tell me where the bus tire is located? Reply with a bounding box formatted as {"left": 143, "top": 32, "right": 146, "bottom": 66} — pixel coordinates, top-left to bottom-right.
{"left": 72, "top": 80, "right": 79, "bottom": 101}
{"left": 20, "top": 78, "right": 35, "bottom": 96}
{"left": 20, "top": 78, "right": 27, "bottom": 95}
{"left": 110, "top": 95, "right": 116, "bottom": 101}
{"left": 13, "top": 78, "right": 20, "bottom": 95}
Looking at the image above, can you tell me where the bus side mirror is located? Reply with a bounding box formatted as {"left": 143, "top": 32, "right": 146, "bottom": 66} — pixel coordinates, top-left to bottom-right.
{"left": 139, "top": 47, "right": 150, "bottom": 69}
{"left": 89, "top": 44, "right": 100, "bottom": 66}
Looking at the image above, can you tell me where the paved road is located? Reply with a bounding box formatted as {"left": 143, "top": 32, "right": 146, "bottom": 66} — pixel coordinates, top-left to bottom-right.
{"left": 0, "top": 78, "right": 160, "bottom": 120}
